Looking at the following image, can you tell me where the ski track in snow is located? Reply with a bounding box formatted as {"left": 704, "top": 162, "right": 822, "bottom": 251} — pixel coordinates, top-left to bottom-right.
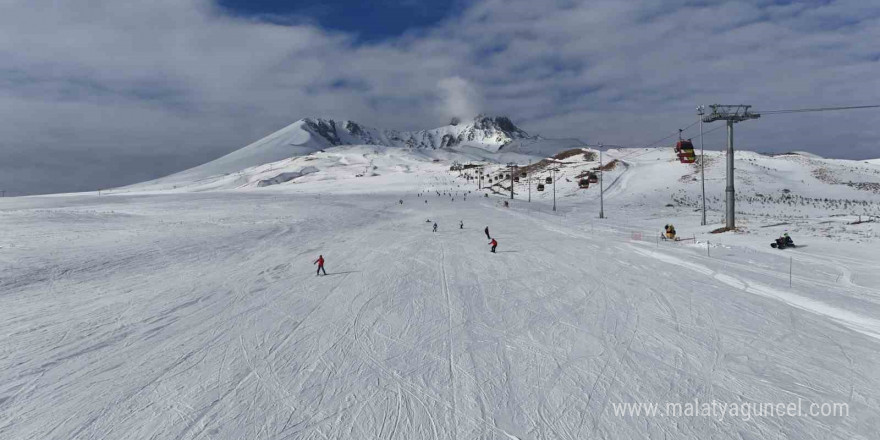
{"left": 1, "top": 171, "right": 880, "bottom": 439}
{"left": 627, "top": 244, "right": 880, "bottom": 341}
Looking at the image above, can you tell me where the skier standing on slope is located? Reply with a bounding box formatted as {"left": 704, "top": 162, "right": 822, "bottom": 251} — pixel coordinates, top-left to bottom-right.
{"left": 433, "top": 222, "right": 438, "bottom": 233}
{"left": 484, "top": 226, "right": 490, "bottom": 239}
{"left": 460, "top": 220, "right": 463, "bottom": 229}
{"left": 313, "top": 255, "right": 327, "bottom": 276}
{"left": 489, "top": 238, "right": 498, "bottom": 253}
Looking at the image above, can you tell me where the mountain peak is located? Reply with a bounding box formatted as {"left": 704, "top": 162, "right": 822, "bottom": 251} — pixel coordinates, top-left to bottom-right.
{"left": 293, "top": 115, "right": 529, "bottom": 152}
{"left": 470, "top": 114, "right": 528, "bottom": 138}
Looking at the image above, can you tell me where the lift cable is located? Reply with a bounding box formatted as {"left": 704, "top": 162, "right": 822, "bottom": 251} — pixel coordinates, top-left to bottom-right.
{"left": 539, "top": 103, "right": 878, "bottom": 162}
{"left": 639, "top": 120, "right": 700, "bottom": 149}
{"left": 757, "top": 104, "right": 880, "bottom": 115}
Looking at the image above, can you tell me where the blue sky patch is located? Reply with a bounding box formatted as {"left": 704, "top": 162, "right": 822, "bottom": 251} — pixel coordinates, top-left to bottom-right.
{"left": 217, "top": 0, "right": 466, "bottom": 42}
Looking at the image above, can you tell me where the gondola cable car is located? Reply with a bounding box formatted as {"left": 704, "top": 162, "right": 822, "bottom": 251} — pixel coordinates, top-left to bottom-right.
{"left": 675, "top": 129, "right": 696, "bottom": 164}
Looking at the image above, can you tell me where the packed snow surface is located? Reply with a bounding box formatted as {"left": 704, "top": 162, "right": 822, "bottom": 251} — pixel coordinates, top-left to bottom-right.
{"left": 3, "top": 140, "right": 880, "bottom": 439}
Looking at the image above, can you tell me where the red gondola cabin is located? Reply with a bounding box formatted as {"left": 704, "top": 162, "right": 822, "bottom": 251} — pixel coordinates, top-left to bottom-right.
{"left": 675, "top": 139, "right": 696, "bottom": 164}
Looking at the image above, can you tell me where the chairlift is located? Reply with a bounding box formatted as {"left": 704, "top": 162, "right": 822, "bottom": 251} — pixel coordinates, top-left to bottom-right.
{"left": 578, "top": 179, "right": 590, "bottom": 188}
{"left": 537, "top": 183, "right": 545, "bottom": 191}
{"left": 545, "top": 177, "right": 552, "bottom": 184}
{"left": 588, "top": 172, "right": 599, "bottom": 183}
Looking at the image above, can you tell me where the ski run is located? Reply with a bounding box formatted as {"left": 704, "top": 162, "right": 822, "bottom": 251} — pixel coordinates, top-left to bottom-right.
{"left": 2, "top": 118, "right": 880, "bottom": 439}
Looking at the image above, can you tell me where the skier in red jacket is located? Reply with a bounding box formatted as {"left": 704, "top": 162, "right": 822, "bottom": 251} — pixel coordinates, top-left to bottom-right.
{"left": 489, "top": 238, "right": 497, "bottom": 253}
{"left": 314, "top": 255, "right": 327, "bottom": 276}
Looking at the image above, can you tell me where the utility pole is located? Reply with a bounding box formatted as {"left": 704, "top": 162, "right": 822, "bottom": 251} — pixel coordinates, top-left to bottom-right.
{"left": 507, "top": 163, "right": 517, "bottom": 200}
{"left": 527, "top": 161, "right": 531, "bottom": 202}
{"left": 697, "top": 106, "right": 707, "bottom": 225}
{"left": 598, "top": 145, "right": 605, "bottom": 219}
{"left": 550, "top": 168, "right": 559, "bottom": 212}
{"left": 477, "top": 166, "right": 483, "bottom": 190}
{"left": 701, "top": 105, "right": 760, "bottom": 229}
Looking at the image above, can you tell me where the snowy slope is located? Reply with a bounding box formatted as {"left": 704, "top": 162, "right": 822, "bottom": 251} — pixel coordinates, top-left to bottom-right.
{"left": 3, "top": 123, "right": 880, "bottom": 438}
{"left": 2, "top": 173, "right": 879, "bottom": 439}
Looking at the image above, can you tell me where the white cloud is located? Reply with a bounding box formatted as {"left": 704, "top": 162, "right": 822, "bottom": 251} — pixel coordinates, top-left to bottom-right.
{"left": 437, "top": 76, "right": 482, "bottom": 121}
{"left": 1, "top": 0, "right": 879, "bottom": 194}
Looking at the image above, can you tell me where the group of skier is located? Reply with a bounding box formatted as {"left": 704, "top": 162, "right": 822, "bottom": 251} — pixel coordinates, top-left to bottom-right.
{"left": 485, "top": 226, "right": 497, "bottom": 252}
{"left": 428, "top": 221, "right": 498, "bottom": 252}
{"left": 313, "top": 189, "right": 500, "bottom": 276}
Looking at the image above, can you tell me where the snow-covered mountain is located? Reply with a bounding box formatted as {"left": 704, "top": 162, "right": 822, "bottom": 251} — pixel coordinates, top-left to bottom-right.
{"left": 123, "top": 115, "right": 880, "bottom": 235}
{"left": 148, "top": 115, "right": 542, "bottom": 186}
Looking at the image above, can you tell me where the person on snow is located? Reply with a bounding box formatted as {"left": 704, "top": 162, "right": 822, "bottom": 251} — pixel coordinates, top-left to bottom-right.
{"left": 489, "top": 238, "right": 498, "bottom": 253}
{"left": 433, "top": 222, "right": 438, "bottom": 233}
{"left": 774, "top": 232, "right": 795, "bottom": 249}
{"left": 459, "top": 220, "right": 463, "bottom": 229}
{"left": 484, "top": 226, "right": 491, "bottom": 239}
{"left": 314, "top": 255, "right": 327, "bottom": 276}
{"left": 663, "top": 224, "right": 676, "bottom": 240}
{"left": 774, "top": 236, "right": 785, "bottom": 248}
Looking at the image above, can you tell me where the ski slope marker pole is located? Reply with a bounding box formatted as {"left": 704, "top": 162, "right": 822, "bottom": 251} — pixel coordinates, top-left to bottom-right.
{"left": 789, "top": 257, "right": 792, "bottom": 287}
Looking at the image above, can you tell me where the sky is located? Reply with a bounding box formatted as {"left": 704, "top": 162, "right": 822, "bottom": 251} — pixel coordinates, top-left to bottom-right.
{"left": 1, "top": 0, "right": 879, "bottom": 195}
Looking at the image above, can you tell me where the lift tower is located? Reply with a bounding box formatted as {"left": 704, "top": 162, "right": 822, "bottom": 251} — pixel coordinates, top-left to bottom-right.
{"left": 507, "top": 163, "right": 518, "bottom": 200}
{"left": 701, "top": 105, "right": 760, "bottom": 229}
